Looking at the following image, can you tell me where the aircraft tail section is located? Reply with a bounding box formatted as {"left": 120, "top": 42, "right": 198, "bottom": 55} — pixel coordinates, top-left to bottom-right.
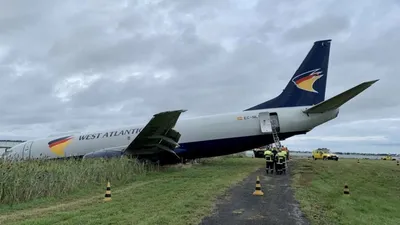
{"left": 303, "top": 79, "right": 379, "bottom": 114}
{"left": 245, "top": 39, "right": 331, "bottom": 111}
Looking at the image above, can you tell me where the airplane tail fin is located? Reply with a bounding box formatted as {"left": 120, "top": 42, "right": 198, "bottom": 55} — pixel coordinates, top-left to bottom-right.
{"left": 245, "top": 39, "right": 331, "bottom": 111}
{"left": 303, "top": 79, "right": 379, "bottom": 114}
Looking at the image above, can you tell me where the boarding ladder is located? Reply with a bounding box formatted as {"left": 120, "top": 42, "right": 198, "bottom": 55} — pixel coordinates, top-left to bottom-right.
{"left": 271, "top": 118, "right": 282, "bottom": 150}
{"left": 271, "top": 118, "right": 289, "bottom": 167}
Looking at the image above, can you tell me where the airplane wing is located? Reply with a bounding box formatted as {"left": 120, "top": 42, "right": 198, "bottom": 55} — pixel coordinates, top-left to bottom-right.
{"left": 123, "top": 109, "right": 186, "bottom": 158}
{"left": 303, "top": 79, "right": 378, "bottom": 114}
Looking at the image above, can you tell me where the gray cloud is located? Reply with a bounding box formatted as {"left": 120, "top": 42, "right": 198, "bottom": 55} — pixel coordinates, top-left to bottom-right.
{"left": 282, "top": 14, "right": 351, "bottom": 42}
{"left": 0, "top": 0, "right": 399, "bottom": 154}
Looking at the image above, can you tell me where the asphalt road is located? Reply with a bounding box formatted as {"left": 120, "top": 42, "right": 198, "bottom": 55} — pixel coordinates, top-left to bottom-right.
{"left": 199, "top": 161, "right": 310, "bottom": 225}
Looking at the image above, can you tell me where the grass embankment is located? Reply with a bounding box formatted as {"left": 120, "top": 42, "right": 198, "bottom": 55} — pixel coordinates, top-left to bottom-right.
{"left": 0, "top": 157, "right": 264, "bottom": 225}
{"left": 292, "top": 158, "right": 400, "bottom": 225}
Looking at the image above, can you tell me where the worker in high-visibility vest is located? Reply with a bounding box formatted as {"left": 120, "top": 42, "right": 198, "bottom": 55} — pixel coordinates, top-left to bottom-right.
{"left": 271, "top": 147, "right": 278, "bottom": 173}
{"left": 275, "top": 151, "right": 287, "bottom": 175}
{"left": 264, "top": 149, "right": 274, "bottom": 174}
{"left": 281, "top": 150, "right": 288, "bottom": 171}
{"left": 282, "top": 150, "right": 288, "bottom": 160}
{"left": 271, "top": 147, "right": 278, "bottom": 159}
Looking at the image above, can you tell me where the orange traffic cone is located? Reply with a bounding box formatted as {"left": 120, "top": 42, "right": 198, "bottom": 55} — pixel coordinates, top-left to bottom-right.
{"left": 104, "top": 181, "right": 112, "bottom": 202}
{"left": 343, "top": 183, "right": 350, "bottom": 195}
{"left": 253, "top": 176, "right": 264, "bottom": 196}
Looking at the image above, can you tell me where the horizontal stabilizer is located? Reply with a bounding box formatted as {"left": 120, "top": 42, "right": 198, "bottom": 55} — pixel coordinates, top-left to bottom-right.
{"left": 303, "top": 79, "right": 379, "bottom": 114}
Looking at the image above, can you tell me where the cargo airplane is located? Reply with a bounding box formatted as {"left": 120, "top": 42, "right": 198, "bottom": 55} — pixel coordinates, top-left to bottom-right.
{"left": 2, "top": 39, "right": 378, "bottom": 164}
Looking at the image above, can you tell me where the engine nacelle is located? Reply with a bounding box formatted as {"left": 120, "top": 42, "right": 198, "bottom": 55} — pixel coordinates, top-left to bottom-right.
{"left": 82, "top": 149, "right": 124, "bottom": 159}
{"left": 174, "top": 148, "right": 188, "bottom": 155}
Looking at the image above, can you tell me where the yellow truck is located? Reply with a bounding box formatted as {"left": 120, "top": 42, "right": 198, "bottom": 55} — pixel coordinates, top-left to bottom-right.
{"left": 380, "top": 155, "right": 396, "bottom": 161}
{"left": 312, "top": 148, "right": 338, "bottom": 161}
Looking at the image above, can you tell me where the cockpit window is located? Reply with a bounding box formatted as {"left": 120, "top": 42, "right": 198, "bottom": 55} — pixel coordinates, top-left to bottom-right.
{"left": 1, "top": 149, "right": 12, "bottom": 158}
{"left": 316, "top": 148, "right": 331, "bottom": 153}
{"left": 1, "top": 144, "right": 23, "bottom": 161}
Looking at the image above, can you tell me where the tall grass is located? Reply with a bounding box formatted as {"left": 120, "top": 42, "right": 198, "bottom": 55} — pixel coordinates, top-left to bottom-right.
{"left": 0, "top": 157, "right": 158, "bottom": 205}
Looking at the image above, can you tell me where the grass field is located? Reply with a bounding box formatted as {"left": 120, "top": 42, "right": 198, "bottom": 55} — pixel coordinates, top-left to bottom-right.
{"left": 291, "top": 158, "right": 400, "bottom": 225}
{"left": 0, "top": 157, "right": 264, "bottom": 225}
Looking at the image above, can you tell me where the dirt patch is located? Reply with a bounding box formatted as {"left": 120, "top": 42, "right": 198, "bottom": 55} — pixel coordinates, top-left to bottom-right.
{"left": 199, "top": 164, "right": 310, "bottom": 225}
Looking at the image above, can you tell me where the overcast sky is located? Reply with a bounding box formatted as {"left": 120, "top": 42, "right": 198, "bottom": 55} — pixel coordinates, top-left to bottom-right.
{"left": 0, "top": 0, "right": 399, "bottom": 154}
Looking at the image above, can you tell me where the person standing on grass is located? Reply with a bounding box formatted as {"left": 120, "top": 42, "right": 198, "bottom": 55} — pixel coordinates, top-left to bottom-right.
{"left": 271, "top": 147, "right": 278, "bottom": 173}
{"left": 264, "top": 149, "right": 274, "bottom": 174}
{"left": 275, "top": 151, "right": 286, "bottom": 175}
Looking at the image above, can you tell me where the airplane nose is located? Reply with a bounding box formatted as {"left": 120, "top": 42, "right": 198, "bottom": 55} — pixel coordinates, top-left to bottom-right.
{"left": 3, "top": 145, "right": 23, "bottom": 161}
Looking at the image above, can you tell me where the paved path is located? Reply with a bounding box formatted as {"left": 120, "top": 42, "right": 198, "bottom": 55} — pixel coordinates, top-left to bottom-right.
{"left": 199, "top": 161, "right": 310, "bottom": 225}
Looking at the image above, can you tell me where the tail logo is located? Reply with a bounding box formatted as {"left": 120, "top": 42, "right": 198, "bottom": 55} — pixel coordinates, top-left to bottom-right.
{"left": 292, "top": 68, "right": 324, "bottom": 93}
{"left": 48, "top": 136, "right": 73, "bottom": 156}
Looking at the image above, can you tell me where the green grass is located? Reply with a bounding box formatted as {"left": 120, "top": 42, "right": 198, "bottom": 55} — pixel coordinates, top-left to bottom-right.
{"left": 0, "top": 157, "right": 264, "bottom": 225}
{"left": 291, "top": 158, "right": 400, "bottom": 225}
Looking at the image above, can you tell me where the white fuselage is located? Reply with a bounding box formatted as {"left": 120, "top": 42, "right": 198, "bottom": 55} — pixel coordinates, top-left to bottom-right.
{"left": 3, "top": 106, "right": 339, "bottom": 161}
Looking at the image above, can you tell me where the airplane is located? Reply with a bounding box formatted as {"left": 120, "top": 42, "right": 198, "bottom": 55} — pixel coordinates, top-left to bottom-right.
{"left": 2, "top": 39, "right": 379, "bottom": 165}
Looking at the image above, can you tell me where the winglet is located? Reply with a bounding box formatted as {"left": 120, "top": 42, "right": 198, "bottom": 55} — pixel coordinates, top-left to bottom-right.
{"left": 153, "top": 109, "right": 187, "bottom": 117}
{"left": 303, "top": 79, "right": 379, "bottom": 114}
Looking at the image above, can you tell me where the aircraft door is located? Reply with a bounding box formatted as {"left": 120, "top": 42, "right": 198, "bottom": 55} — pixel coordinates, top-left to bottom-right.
{"left": 269, "top": 113, "right": 280, "bottom": 133}
{"left": 259, "top": 112, "right": 272, "bottom": 133}
{"left": 22, "top": 141, "right": 33, "bottom": 160}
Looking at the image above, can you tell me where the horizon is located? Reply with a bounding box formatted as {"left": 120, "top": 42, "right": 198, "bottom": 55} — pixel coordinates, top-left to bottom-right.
{"left": 2, "top": 137, "right": 399, "bottom": 156}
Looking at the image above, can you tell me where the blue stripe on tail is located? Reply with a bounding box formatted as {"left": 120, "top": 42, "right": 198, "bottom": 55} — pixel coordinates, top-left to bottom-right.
{"left": 245, "top": 39, "right": 331, "bottom": 111}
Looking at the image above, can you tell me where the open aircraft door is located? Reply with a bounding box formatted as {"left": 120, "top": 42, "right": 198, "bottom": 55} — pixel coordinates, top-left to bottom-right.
{"left": 22, "top": 141, "right": 33, "bottom": 160}
{"left": 269, "top": 112, "right": 280, "bottom": 133}
{"left": 259, "top": 112, "right": 280, "bottom": 133}
{"left": 259, "top": 112, "right": 272, "bottom": 133}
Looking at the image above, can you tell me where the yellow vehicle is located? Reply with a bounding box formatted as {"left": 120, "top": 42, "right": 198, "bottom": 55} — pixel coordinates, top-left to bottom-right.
{"left": 312, "top": 148, "right": 338, "bottom": 161}
{"left": 380, "top": 155, "right": 396, "bottom": 161}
